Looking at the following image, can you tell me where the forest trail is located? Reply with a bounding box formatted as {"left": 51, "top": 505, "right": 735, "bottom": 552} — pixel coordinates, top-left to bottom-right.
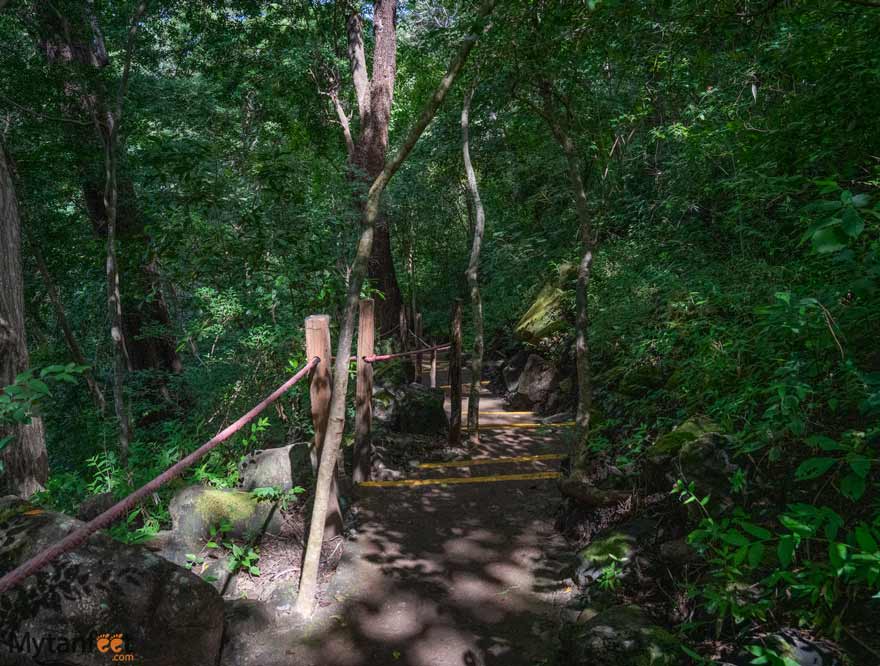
{"left": 289, "top": 364, "right": 574, "bottom": 666}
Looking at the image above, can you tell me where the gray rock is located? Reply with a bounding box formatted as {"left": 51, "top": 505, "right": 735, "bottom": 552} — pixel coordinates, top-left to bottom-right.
{"left": 751, "top": 630, "right": 842, "bottom": 666}
{"left": 574, "top": 518, "right": 657, "bottom": 587}
{"left": 220, "top": 599, "right": 281, "bottom": 666}
{"left": 559, "top": 476, "right": 631, "bottom": 509}
{"left": 238, "top": 443, "right": 307, "bottom": 492}
{"left": 76, "top": 492, "right": 115, "bottom": 522}
{"left": 508, "top": 354, "right": 559, "bottom": 411}
{"left": 169, "top": 486, "right": 284, "bottom": 545}
{"left": 0, "top": 497, "right": 224, "bottom": 666}
{"left": 501, "top": 350, "right": 530, "bottom": 392}
{"left": 142, "top": 530, "right": 237, "bottom": 595}
{"left": 645, "top": 418, "right": 738, "bottom": 511}
{"left": 658, "top": 539, "right": 699, "bottom": 566}
{"left": 397, "top": 383, "right": 448, "bottom": 435}
{"left": 562, "top": 605, "right": 680, "bottom": 665}
{"left": 372, "top": 383, "right": 448, "bottom": 435}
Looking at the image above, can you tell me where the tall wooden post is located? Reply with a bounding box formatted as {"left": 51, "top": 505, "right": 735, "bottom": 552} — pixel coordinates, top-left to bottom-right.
{"left": 304, "top": 315, "right": 343, "bottom": 538}
{"left": 354, "top": 299, "right": 374, "bottom": 484}
{"left": 414, "top": 312, "right": 423, "bottom": 383}
{"left": 430, "top": 348, "right": 438, "bottom": 389}
{"left": 448, "top": 299, "right": 463, "bottom": 446}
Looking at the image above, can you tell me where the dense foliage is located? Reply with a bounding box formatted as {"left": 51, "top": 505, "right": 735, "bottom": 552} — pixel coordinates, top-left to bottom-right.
{"left": 1, "top": 0, "right": 878, "bottom": 661}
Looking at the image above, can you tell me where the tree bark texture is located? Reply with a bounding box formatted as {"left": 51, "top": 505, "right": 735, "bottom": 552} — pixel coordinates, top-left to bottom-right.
{"left": 37, "top": 3, "right": 181, "bottom": 376}
{"left": 539, "top": 85, "right": 593, "bottom": 440}
{"left": 0, "top": 144, "right": 47, "bottom": 498}
{"left": 461, "top": 83, "right": 485, "bottom": 445}
{"left": 296, "top": 1, "right": 497, "bottom": 616}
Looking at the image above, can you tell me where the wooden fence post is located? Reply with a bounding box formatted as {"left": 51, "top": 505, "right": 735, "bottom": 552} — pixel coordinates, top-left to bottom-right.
{"left": 414, "top": 312, "right": 423, "bottom": 383}
{"left": 353, "top": 299, "right": 374, "bottom": 484}
{"left": 430, "top": 348, "right": 437, "bottom": 389}
{"left": 304, "top": 315, "right": 343, "bottom": 538}
{"left": 448, "top": 299, "right": 462, "bottom": 446}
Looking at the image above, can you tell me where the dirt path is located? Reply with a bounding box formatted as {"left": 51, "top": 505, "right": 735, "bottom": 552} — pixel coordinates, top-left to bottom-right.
{"left": 277, "top": 368, "right": 575, "bottom": 666}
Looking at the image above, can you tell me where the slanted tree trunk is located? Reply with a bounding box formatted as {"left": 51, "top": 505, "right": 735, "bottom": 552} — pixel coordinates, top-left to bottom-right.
{"left": 537, "top": 84, "right": 593, "bottom": 442}
{"left": 296, "top": 1, "right": 497, "bottom": 616}
{"left": 32, "top": 243, "right": 107, "bottom": 414}
{"left": 0, "top": 143, "right": 47, "bottom": 498}
{"left": 461, "top": 82, "right": 486, "bottom": 445}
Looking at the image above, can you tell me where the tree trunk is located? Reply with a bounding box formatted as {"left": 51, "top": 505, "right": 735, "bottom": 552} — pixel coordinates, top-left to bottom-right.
{"left": 0, "top": 144, "right": 47, "bottom": 498}
{"left": 40, "top": 3, "right": 181, "bottom": 377}
{"left": 539, "top": 87, "right": 593, "bottom": 442}
{"left": 342, "top": 0, "right": 405, "bottom": 336}
{"left": 461, "top": 83, "right": 485, "bottom": 445}
{"left": 296, "top": 1, "right": 497, "bottom": 616}
{"left": 32, "top": 243, "right": 107, "bottom": 414}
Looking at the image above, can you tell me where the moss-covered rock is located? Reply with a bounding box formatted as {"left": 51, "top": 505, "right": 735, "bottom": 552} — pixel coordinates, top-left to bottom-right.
{"left": 575, "top": 518, "right": 656, "bottom": 587}
{"left": 644, "top": 418, "right": 739, "bottom": 514}
{"left": 514, "top": 263, "right": 576, "bottom": 344}
{"left": 0, "top": 497, "right": 223, "bottom": 666}
{"left": 169, "top": 486, "right": 283, "bottom": 545}
{"left": 562, "top": 605, "right": 681, "bottom": 665}
{"left": 650, "top": 416, "right": 719, "bottom": 456}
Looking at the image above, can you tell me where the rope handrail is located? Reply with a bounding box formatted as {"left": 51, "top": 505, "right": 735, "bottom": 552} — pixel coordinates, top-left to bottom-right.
{"left": 363, "top": 342, "right": 450, "bottom": 364}
{"left": 0, "top": 356, "right": 320, "bottom": 595}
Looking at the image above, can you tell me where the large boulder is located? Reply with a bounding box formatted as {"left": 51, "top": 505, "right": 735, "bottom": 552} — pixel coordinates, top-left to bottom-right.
{"left": 372, "top": 383, "right": 448, "bottom": 435}
{"left": 562, "top": 605, "right": 680, "bottom": 666}
{"left": 501, "top": 350, "right": 530, "bottom": 393}
{"left": 514, "top": 263, "right": 576, "bottom": 344}
{"left": 169, "top": 486, "right": 284, "bottom": 545}
{"left": 0, "top": 497, "right": 224, "bottom": 666}
{"left": 237, "top": 443, "right": 309, "bottom": 492}
{"left": 644, "top": 417, "right": 739, "bottom": 512}
{"left": 508, "top": 354, "right": 560, "bottom": 411}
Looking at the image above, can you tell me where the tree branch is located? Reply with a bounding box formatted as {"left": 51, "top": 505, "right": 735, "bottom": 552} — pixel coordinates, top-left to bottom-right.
{"left": 345, "top": 4, "right": 370, "bottom": 126}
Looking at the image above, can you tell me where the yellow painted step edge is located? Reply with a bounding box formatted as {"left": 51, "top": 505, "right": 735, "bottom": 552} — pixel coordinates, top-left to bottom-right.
{"left": 418, "top": 453, "right": 566, "bottom": 469}
{"left": 358, "top": 471, "right": 561, "bottom": 488}
{"left": 477, "top": 421, "right": 576, "bottom": 429}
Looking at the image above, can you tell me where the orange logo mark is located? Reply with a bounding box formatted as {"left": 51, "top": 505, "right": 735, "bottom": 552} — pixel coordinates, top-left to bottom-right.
{"left": 96, "top": 633, "right": 124, "bottom": 654}
{"left": 96, "top": 633, "right": 135, "bottom": 661}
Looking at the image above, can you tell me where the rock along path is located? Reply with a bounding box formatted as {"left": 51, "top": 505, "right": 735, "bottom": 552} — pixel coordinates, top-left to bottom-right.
{"left": 277, "top": 365, "right": 575, "bottom": 666}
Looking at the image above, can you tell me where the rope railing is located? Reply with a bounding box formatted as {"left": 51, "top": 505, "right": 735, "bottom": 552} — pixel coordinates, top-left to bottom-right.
{"left": 0, "top": 356, "right": 320, "bottom": 596}
{"left": 363, "top": 342, "right": 450, "bottom": 364}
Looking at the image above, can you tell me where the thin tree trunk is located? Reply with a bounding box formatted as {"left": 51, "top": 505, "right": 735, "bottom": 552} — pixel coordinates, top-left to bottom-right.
{"left": 461, "top": 82, "right": 485, "bottom": 445}
{"left": 32, "top": 242, "right": 107, "bottom": 414}
{"left": 103, "top": 120, "right": 132, "bottom": 459}
{"left": 0, "top": 143, "right": 47, "bottom": 498}
{"left": 296, "top": 1, "right": 497, "bottom": 616}
{"left": 538, "top": 86, "right": 593, "bottom": 442}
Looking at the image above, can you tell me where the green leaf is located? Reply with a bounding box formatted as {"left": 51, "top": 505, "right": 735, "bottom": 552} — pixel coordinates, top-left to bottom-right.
{"left": 795, "top": 457, "right": 836, "bottom": 480}
{"left": 829, "top": 541, "right": 847, "bottom": 571}
{"left": 777, "top": 536, "right": 795, "bottom": 567}
{"left": 721, "top": 530, "right": 750, "bottom": 547}
{"left": 811, "top": 227, "right": 847, "bottom": 253}
{"left": 841, "top": 207, "right": 865, "bottom": 238}
{"left": 847, "top": 455, "right": 871, "bottom": 478}
{"left": 854, "top": 525, "right": 878, "bottom": 553}
{"left": 851, "top": 193, "right": 871, "bottom": 208}
{"left": 740, "top": 522, "right": 772, "bottom": 540}
{"left": 748, "top": 542, "right": 765, "bottom": 568}
{"left": 249, "top": 565, "right": 260, "bottom": 576}
{"left": 840, "top": 473, "right": 866, "bottom": 501}
{"left": 806, "top": 435, "right": 842, "bottom": 451}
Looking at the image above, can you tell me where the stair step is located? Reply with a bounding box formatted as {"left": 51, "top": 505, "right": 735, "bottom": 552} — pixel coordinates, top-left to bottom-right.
{"left": 417, "top": 453, "right": 566, "bottom": 469}
{"left": 358, "top": 471, "right": 561, "bottom": 489}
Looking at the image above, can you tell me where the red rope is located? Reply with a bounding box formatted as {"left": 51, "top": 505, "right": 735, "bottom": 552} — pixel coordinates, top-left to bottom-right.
{"left": 0, "top": 356, "right": 320, "bottom": 595}
{"left": 363, "top": 343, "right": 450, "bottom": 364}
